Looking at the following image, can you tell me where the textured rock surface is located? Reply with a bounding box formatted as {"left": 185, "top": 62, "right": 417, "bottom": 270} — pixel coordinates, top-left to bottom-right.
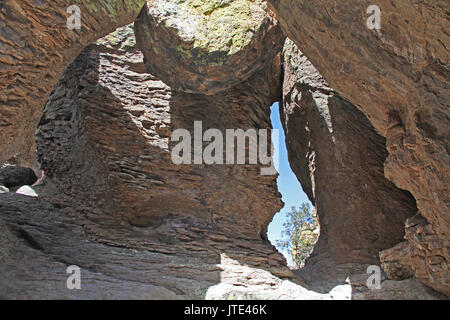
{"left": 269, "top": 0, "right": 449, "bottom": 296}
{"left": 380, "top": 241, "right": 415, "bottom": 281}
{"left": 36, "top": 24, "right": 285, "bottom": 260}
{"left": 2, "top": 192, "right": 441, "bottom": 300}
{"left": 353, "top": 279, "right": 446, "bottom": 300}
{"left": 0, "top": 24, "right": 340, "bottom": 299}
{"left": 0, "top": 166, "right": 37, "bottom": 188}
{"left": 0, "top": 0, "right": 447, "bottom": 300}
{"left": 0, "top": 193, "right": 312, "bottom": 299}
{"left": 0, "top": 0, "right": 146, "bottom": 168}
{"left": 134, "top": 0, "right": 284, "bottom": 94}
{"left": 3, "top": 24, "right": 301, "bottom": 298}
{"left": 282, "top": 39, "right": 418, "bottom": 291}
{"left": 381, "top": 213, "right": 450, "bottom": 291}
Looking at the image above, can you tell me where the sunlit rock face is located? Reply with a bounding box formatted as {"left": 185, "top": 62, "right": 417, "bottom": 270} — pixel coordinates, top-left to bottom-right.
{"left": 281, "top": 39, "right": 418, "bottom": 290}
{"left": 134, "top": 0, "right": 284, "bottom": 94}
{"left": 269, "top": 0, "right": 449, "bottom": 296}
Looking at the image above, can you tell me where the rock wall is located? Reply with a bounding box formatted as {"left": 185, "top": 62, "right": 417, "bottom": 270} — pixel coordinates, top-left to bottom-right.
{"left": 0, "top": 0, "right": 447, "bottom": 299}
{"left": 0, "top": 0, "right": 146, "bottom": 168}
{"left": 0, "top": 22, "right": 299, "bottom": 298}
{"left": 36, "top": 22, "right": 286, "bottom": 252}
{"left": 281, "top": 39, "right": 418, "bottom": 290}
{"left": 269, "top": 0, "right": 449, "bottom": 296}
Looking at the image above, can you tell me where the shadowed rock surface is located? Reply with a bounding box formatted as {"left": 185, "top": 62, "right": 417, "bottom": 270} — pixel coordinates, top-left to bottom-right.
{"left": 35, "top": 24, "right": 287, "bottom": 271}
{"left": 1, "top": 192, "right": 443, "bottom": 299}
{"left": 281, "top": 39, "right": 418, "bottom": 292}
{"left": 269, "top": 0, "right": 449, "bottom": 296}
{"left": 0, "top": 0, "right": 147, "bottom": 168}
{"left": 0, "top": 23, "right": 300, "bottom": 299}
{"left": 0, "top": 166, "right": 37, "bottom": 188}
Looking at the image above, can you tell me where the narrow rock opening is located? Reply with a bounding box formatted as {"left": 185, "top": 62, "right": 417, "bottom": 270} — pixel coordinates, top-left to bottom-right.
{"left": 267, "top": 102, "right": 318, "bottom": 268}
{"left": 280, "top": 39, "right": 420, "bottom": 292}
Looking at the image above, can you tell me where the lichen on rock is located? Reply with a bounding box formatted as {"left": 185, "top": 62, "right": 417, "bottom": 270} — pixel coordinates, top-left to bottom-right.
{"left": 96, "top": 24, "right": 137, "bottom": 51}
{"left": 134, "top": 0, "right": 284, "bottom": 94}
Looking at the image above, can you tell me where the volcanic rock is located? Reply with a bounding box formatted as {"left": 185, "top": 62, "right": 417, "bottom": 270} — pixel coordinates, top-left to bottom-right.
{"left": 281, "top": 39, "right": 418, "bottom": 290}
{"left": 269, "top": 0, "right": 449, "bottom": 296}
{"left": 134, "top": 0, "right": 284, "bottom": 94}
{"left": 0, "top": 166, "right": 37, "bottom": 188}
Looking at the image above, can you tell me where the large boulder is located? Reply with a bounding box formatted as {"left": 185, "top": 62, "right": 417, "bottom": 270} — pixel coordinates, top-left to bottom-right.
{"left": 0, "top": 166, "right": 37, "bottom": 188}
{"left": 134, "top": 0, "right": 284, "bottom": 94}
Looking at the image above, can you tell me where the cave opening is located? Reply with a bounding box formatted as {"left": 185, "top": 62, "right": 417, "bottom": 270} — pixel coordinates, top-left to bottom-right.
{"left": 0, "top": 0, "right": 446, "bottom": 300}
{"left": 267, "top": 102, "right": 318, "bottom": 268}
{"left": 7, "top": 21, "right": 415, "bottom": 288}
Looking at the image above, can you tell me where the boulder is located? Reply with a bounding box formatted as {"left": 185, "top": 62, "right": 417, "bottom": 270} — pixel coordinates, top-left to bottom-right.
{"left": 0, "top": 166, "right": 37, "bottom": 189}
{"left": 134, "top": 0, "right": 284, "bottom": 94}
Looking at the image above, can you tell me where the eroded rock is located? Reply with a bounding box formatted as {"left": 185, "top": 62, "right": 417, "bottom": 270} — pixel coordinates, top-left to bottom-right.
{"left": 134, "top": 0, "right": 284, "bottom": 94}
{"left": 23, "top": 25, "right": 296, "bottom": 298}
{"left": 269, "top": 0, "right": 450, "bottom": 296}
{"left": 0, "top": 0, "right": 447, "bottom": 300}
{"left": 380, "top": 241, "right": 415, "bottom": 281}
{"left": 281, "top": 39, "right": 418, "bottom": 290}
{"left": 0, "top": 166, "right": 37, "bottom": 188}
{"left": 0, "top": 0, "right": 147, "bottom": 168}
{"left": 353, "top": 279, "right": 446, "bottom": 300}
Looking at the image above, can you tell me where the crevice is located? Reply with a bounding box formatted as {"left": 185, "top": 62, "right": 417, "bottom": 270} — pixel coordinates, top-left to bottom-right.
{"left": 13, "top": 226, "right": 44, "bottom": 251}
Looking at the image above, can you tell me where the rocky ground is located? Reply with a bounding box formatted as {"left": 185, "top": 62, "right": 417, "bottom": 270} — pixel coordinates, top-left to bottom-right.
{"left": 0, "top": 189, "right": 445, "bottom": 299}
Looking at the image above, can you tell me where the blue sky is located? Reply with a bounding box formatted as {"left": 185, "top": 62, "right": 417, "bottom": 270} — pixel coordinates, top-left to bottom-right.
{"left": 267, "top": 103, "right": 311, "bottom": 263}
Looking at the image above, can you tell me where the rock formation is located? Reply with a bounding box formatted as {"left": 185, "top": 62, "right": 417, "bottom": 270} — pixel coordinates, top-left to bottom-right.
{"left": 0, "top": 166, "right": 37, "bottom": 189}
{"left": 281, "top": 39, "right": 418, "bottom": 291}
{"left": 135, "top": 0, "right": 284, "bottom": 94}
{"left": 269, "top": 0, "right": 449, "bottom": 296}
{"left": 0, "top": 0, "right": 448, "bottom": 299}
{"left": 1, "top": 17, "right": 298, "bottom": 298}
{"left": 0, "top": 0, "right": 147, "bottom": 169}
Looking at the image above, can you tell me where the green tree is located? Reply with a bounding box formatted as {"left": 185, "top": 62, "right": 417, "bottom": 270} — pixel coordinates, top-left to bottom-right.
{"left": 276, "top": 203, "right": 319, "bottom": 269}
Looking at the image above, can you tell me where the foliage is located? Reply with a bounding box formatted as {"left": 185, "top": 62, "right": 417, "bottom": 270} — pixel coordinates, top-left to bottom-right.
{"left": 276, "top": 203, "right": 319, "bottom": 269}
